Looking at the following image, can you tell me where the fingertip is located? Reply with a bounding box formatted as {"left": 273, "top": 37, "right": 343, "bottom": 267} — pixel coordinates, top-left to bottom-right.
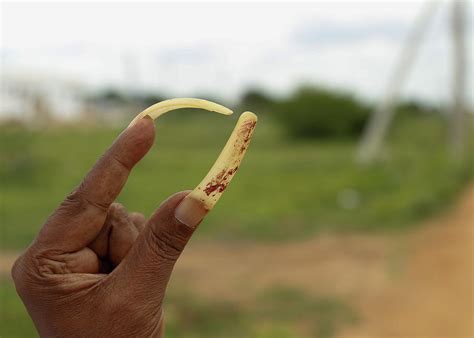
{"left": 127, "top": 115, "right": 155, "bottom": 147}
{"left": 68, "top": 247, "right": 101, "bottom": 274}
{"left": 108, "top": 203, "right": 128, "bottom": 220}
{"left": 174, "top": 196, "right": 208, "bottom": 229}
{"left": 129, "top": 212, "right": 146, "bottom": 230}
{"left": 109, "top": 202, "right": 124, "bottom": 212}
{"left": 158, "top": 190, "right": 192, "bottom": 210}
{"left": 134, "top": 114, "right": 155, "bottom": 129}
{"left": 116, "top": 115, "right": 155, "bottom": 168}
{"left": 147, "top": 191, "right": 191, "bottom": 226}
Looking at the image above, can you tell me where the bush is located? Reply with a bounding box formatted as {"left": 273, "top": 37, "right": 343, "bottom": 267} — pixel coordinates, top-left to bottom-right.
{"left": 395, "top": 100, "right": 441, "bottom": 118}
{"left": 239, "top": 88, "right": 276, "bottom": 114}
{"left": 274, "top": 86, "right": 371, "bottom": 139}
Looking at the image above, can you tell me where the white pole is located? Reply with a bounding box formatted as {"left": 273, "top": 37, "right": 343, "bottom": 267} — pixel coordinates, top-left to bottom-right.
{"left": 357, "top": 1, "right": 439, "bottom": 164}
{"left": 449, "top": 0, "right": 468, "bottom": 159}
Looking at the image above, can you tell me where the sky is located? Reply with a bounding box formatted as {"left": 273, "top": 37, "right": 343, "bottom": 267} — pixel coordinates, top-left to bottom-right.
{"left": 1, "top": 1, "right": 473, "bottom": 106}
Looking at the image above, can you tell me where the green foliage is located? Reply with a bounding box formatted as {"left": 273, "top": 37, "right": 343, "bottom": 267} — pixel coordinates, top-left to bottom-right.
{"left": 0, "top": 113, "right": 472, "bottom": 249}
{"left": 0, "top": 279, "right": 356, "bottom": 338}
{"left": 0, "top": 279, "right": 37, "bottom": 337}
{"left": 0, "top": 108, "right": 471, "bottom": 338}
{"left": 240, "top": 88, "right": 276, "bottom": 114}
{"left": 274, "top": 86, "right": 370, "bottom": 139}
{"left": 255, "top": 286, "right": 357, "bottom": 338}
{"left": 164, "top": 286, "right": 356, "bottom": 338}
{"left": 87, "top": 89, "right": 165, "bottom": 112}
{"left": 394, "top": 99, "right": 441, "bottom": 118}
{"left": 0, "top": 126, "right": 41, "bottom": 187}
{"left": 89, "top": 89, "right": 129, "bottom": 104}
{"left": 137, "top": 93, "right": 166, "bottom": 108}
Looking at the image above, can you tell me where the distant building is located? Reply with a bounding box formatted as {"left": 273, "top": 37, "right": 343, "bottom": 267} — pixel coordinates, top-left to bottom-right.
{"left": 1, "top": 72, "right": 152, "bottom": 127}
{"left": 1, "top": 72, "right": 85, "bottom": 125}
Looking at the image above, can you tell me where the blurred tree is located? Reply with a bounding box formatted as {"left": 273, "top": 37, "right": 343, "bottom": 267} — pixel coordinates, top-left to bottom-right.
{"left": 240, "top": 88, "right": 275, "bottom": 113}
{"left": 395, "top": 100, "right": 441, "bottom": 117}
{"left": 89, "top": 89, "right": 129, "bottom": 104}
{"left": 136, "top": 93, "right": 166, "bottom": 108}
{"left": 274, "top": 86, "right": 371, "bottom": 139}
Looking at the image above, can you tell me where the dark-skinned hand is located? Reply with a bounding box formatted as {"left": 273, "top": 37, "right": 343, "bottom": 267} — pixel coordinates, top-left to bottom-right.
{"left": 11, "top": 116, "right": 204, "bottom": 337}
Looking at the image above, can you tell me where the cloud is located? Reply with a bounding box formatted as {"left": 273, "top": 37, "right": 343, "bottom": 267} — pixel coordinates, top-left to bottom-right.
{"left": 1, "top": 1, "right": 472, "bottom": 107}
{"left": 293, "top": 20, "right": 407, "bottom": 46}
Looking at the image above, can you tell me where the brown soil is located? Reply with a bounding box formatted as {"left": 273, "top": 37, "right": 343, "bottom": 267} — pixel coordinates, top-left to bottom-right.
{"left": 174, "top": 183, "right": 474, "bottom": 337}
{"left": 2, "top": 185, "right": 473, "bottom": 337}
{"left": 338, "top": 185, "right": 474, "bottom": 338}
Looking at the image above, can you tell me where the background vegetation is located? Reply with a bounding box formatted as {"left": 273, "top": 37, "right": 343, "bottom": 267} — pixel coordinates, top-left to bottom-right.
{"left": 1, "top": 87, "right": 473, "bottom": 337}
{"left": 1, "top": 88, "right": 472, "bottom": 248}
{"left": 273, "top": 86, "right": 371, "bottom": 139}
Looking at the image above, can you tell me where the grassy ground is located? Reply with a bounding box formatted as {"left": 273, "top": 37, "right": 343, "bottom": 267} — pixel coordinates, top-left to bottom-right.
{"left": 0, "top": 112, "right": 472, "bottom": 337}
{"left": 165, "top": 285, "right": 357, "bottom": 338}
{"left": 0, "top": 279, "right": 36, "bottom": 338}
{"left": 0, "top": 277, "right": 356, "bottom": 338}
{"left": 1, "top": 112, "right": 472, "bottom": 249}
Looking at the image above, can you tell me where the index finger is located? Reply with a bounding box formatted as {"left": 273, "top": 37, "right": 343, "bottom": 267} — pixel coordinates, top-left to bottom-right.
{"left": 36, "top": 116, "right": 155, "bottom": 252}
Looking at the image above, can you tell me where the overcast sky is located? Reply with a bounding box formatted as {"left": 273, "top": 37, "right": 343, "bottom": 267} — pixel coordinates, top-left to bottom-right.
{"left": 1, "top": 1, "right": 473, "bottom": 105}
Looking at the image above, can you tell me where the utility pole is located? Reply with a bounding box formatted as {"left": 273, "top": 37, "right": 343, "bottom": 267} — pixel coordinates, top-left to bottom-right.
{"left": 449, "top": 0, "right": 468, "bottom": 159}
{"left": 357, "top": 1, "right": 439, "bottom": 164}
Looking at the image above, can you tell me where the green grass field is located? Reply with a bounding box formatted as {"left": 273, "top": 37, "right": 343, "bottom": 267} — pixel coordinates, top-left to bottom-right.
{"left": 1, "top": 112, "right": 472, "bottom": 249}
{"left": 0, "top": 277, "right": 356, "bottom": 338}
{"left": 1, "top": 112, "right": 472, "bottom": 338}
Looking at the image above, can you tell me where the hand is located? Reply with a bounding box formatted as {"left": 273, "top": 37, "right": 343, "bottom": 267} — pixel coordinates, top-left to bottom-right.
{"left": 11, "top": 117, "right": 202, "bottom": 337}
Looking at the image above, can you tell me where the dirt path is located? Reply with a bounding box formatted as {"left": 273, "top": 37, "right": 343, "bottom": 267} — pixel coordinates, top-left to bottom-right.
{"left": 170, "top": 233, "right": 395, "bottom": 303}
{"left": 0, "top": 252, "right": 18, "bottom": 278}
{"left": 2, "top": 185, "right": 473, "bottom": 337}
{"left": 338, "top": 185, "right": 474, "bottom": 338}
{"left": 175, "top": 184, "right": 474, "bottom": 337}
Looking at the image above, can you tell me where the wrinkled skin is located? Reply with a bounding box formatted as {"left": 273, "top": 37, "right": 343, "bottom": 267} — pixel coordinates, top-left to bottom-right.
{"left": 11, "top": 117, "right": 197, "bottom": 337}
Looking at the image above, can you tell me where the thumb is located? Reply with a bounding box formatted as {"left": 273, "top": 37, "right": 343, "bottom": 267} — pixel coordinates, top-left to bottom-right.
{"left": 109, "top": 191, "right": 203, "bottom": 304}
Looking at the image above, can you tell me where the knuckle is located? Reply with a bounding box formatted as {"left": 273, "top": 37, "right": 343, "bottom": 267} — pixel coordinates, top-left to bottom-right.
{"left": 34, "top": 251, "right": 70, "bottom": 275}
{"left": 112, "top": 154, "right": 132, "bottom": 171}
{"left": 109, "top": 202, "right": 123, "bottom": 213}
{"left": 107, "top": 205, "right": 130, "bottom": 228}
{"left": 63, "top": 188, "right": 108, "bottom": 214}
{"left": 147, "top": 226, "right": 185, "bottom": 263}
{"left": 129, "top": 212, "right": 144, "bottom": 222}
{"left": 10, "top": 249, "right": 71, "bottom": 295}
{"left": 10, "top": 253, "right": 34, "bottom": 294}
{"left": 57, "top": 189, "right": 88, "bottom": 218}
{"left": 10, "top": 255, "right": 24, "bottom": 283}
{"left": 64, "top": 189, "right": 86, "bottom": 209}
{"left": 57, "top": 189, "right": 86, "bottom": 216}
